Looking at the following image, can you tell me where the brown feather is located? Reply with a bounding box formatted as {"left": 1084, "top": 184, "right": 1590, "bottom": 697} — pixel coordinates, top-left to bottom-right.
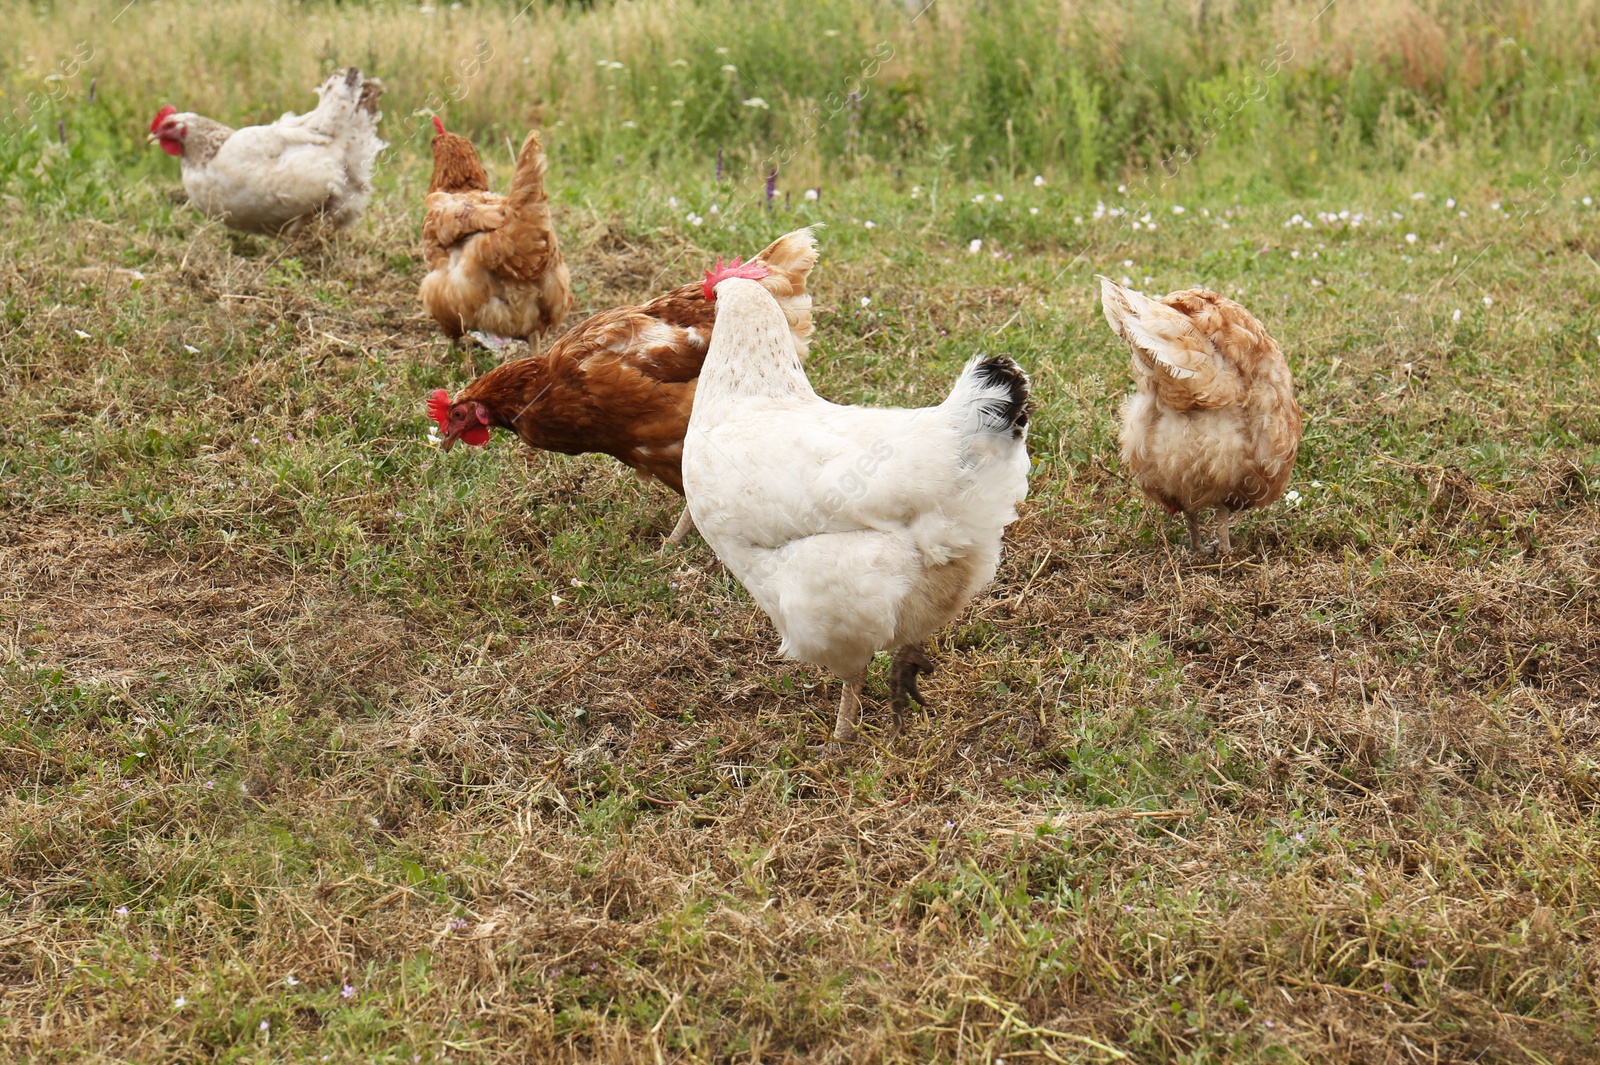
{"left": 446, "top": 229, "right": 820, "bottom": 495}
{"left": 419, "top": 129, "right": 572, "bottom": 342}
{"left": 1101, "top": 280, "right": 1303, "bottom": 542}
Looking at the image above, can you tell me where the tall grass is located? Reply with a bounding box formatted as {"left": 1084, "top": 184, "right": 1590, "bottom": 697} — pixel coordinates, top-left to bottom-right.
{"left": 2, "top": 0, "right": 1597, "bottom": 210}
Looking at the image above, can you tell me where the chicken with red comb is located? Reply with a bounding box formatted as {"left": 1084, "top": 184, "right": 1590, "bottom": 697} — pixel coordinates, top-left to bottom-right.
{"left": 425, "top": 228, "right": 819, "bottom": 544}
{"left": 148, "top": 68, "right": 385, "bottom": 234}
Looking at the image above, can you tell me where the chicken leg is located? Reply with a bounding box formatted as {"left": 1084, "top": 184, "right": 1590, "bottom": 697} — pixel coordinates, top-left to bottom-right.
{"left": 664, "top": 506, "right": 695, "bottom": 546}
{"left": 888, "top": 644, "right": 935, "bottom": 734}
{"left": 825, "top": 673, "right": 867, "bottom": 755}
{"left": 1215, "top": 506, "right": 1234, "bottom": 555}
{"left": 1185, "top": 511, "right": 1208, "bottom": 553}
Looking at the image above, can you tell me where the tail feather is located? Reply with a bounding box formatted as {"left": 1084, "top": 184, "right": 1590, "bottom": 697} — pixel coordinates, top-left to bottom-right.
{"left": 946, "top": 356, "right": 1031, "bottom": 441}
{"left": 505, "top": 129, "right": 550, "bottom": 209}
{"left": 1098, "top": 275, "right": 1239, "bottom": 411}
{"left": 751, "top": 226, "right": 819, "bottom": 356}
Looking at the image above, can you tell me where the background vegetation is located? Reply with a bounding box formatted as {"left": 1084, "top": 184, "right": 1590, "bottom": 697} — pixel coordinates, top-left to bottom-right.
{"left": 2, "top": 1, "right": 1599, "bottom": 1062}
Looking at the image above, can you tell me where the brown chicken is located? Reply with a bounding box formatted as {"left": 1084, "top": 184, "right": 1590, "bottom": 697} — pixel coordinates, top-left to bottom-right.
{"left": 428, "top": 227, "right": 819, "bottom": 543}
{"left": 1098, "top": 277, "right": 1302, "bottom": 554}
{"left": 420, "top": 117, "right": 573, "bottom": 347}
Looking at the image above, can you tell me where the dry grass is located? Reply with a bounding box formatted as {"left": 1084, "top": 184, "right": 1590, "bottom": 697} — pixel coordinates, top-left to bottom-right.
{"left": 3, "top": 3, "right": 1600, "bottom": 1062}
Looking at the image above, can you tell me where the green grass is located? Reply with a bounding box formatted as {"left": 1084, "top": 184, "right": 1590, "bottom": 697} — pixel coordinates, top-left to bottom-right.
{"left": 4, "top": 1, "right": 1600, "bottom": 1062}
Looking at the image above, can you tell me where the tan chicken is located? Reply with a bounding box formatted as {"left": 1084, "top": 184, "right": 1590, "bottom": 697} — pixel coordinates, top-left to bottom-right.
{"left": 1098, "top": 278, "right": 1302, "bottom": 554}
{"left": 420, "top": 117, "right": 572, "bottom": 349}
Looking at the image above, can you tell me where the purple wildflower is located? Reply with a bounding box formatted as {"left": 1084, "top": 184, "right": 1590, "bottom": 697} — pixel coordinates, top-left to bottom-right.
{"left": 765, "top": 166, "right": 778, "bottom": 211}
{"left": 341, "top": 982, "right": 356, "bottom": 999}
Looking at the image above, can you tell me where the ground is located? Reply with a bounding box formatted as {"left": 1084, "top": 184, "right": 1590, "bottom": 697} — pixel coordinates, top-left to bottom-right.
{"left": 3, "top": 44, "right": 1600, "bottom": 1065}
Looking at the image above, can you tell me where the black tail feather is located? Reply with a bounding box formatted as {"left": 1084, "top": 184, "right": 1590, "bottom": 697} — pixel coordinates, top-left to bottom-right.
{"left": 971, "top": 356, "right": 1031, "bottom": 439}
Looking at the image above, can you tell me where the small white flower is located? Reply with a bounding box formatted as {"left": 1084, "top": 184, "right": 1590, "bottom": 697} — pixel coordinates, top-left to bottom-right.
{"left": 687, "top": 213, "right": 703, "bottom": 226}
{"left": 1033, "top": 175, "right": 1045, "bottom": 187}
{"left": 1290, "top": 250, "right": 1300, "bottom": 259}
{"left": 1586, "top": 197, "right": 1595, "bottom": 206}
{"left": 804, "top": 188, "right": 819, "bottom": 201}
{"left": 670, "top": 58, "right": 688, "bottom": 67}
{"left": 669, "top": 99, "right": 684, "bottom": 107}
{"left": 823, "top": 28, "right": 840, "bottom": 37}
{"left": 741, "top": 97, "right": 768, "bottom": 109}
{"left": 1483, "top": 295, "right": 1493, "bottom": 307}
{"left": 1489, "top": 201, "right": 1501, "bottom": 211}
{"left": 1117, "top": 184, "right": 1127, "bottom": 194}
{"left": 972, "top": 194, "right": 986, "bottom": 203}
{"left": 910, "top": 185, "right": 922, "bottom": 198}
{"left": 1148, "top": 222, "right": 1159, "bottom": 231}
{"left": 967, "top": 238, "right": 982, "bottom": 254}
{"left": 709, "top": 204, "right": 719, "bottom": 214}
{"left": 1030, "top": 207, "right": 1039, "bottom": 215}
{"left": 608, "top": 61, "right": 623, "bottom": 71}
{"left": 1311, "top": 278, "right": 1322, "bottom": 287}
{"left": 721, "top": 64, "right": 738, "bottom": 73}
{"left": 1122, "top": 259, "right": 1134, "bottom": 268}
{"left": 1405, "top": 233, "right": 1418, "bottom": 244}
{"left": 860, "top": 296, "right": 872, "bottom": 307}
{"left": 259, "top": 1020, "right": 270, "bottom": 1033}
{"left": 1172, "top": 205, "right": 1185, "bottom": 214}
{"left": 716, "top": 47, "right": 730, "bottom": 55}
{"left": 74, "top": 329, "right": 90, "bottom": 339}
{"left": 1301, "top": 221, "right": 1311, "bottom": 229}
{"left": 596, "top": 59, "right": 611, "bottom": 67}
{"left": 1452, "top": 309, "right": 1462, "bottom": 322}
{"left": 551, "top": 594, "right": 565, "bottom": 606}
{"left": 174, "top": 996, "right": 187, "bottom": 1009}
{"left": 1446, "top": 198, "right": 1457, "bottom": 208}
{"left": 1285, "top": 489, "right": 1302, "bottom": 506}
{"left": 285, "top": 975, "right": 300, "bottom": 986}
{"left": 863, "top": 220, "right": 875, "bottom": 229}
{"left": 1131, "top": 220, "right": 1142, "bottom": 230}
{"left": 183, "top": 344, "right": 200, "bottom": 354}
{"left": 621, "top": 120, "right": 636, "bottom": 128}
{"left": 667, "top": 196, "right": 677, "bottom": 207}
{"left": 993, "top": 193, "right": 1003, "bottom": 202}
{"left": 1411, "top": 191, "right": 1426, "bottom": 200}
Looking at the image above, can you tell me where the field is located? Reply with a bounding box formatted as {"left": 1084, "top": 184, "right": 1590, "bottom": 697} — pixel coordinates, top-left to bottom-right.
{"left": 4, "top": 0, "right": 1600, "bottom": 1062}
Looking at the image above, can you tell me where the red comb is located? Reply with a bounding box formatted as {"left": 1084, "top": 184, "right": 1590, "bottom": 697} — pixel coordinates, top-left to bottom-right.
{"left": 150, "top": 105, "right": 177, "bottom": 134}
{"left": 427, "top": 388, "right": 452, "bottom": 430}
{"left": 702, "top": 256, "right": 770, "bottom": 300}
{"left": 431, "top": 115, "right": 446, "bottom": 137}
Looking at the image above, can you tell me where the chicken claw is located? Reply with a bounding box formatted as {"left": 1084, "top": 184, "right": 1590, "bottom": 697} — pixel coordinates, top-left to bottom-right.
{"left": 888, "top": 644, "right": 935, "bottom": 733}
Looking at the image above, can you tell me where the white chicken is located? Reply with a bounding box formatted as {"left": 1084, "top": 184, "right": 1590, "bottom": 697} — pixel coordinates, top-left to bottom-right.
{"left": 682, "top": 264, "right": 1032, "bottom": 748}
{"left": 148, "top": 68, "right": 385, "bottom": 235}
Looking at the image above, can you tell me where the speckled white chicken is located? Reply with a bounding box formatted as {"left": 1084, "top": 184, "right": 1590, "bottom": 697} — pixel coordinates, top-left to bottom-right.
{"left": 148, "top": 68, "right": 385, "bottom": 235}
{"left": 682, "top": 265, "right": 1032, "bottom": 747}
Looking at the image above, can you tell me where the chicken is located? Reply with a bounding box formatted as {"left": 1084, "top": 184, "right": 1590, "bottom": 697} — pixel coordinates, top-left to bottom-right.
{"left": 148, "top": 68, "right": 385, "bottom": 235}
{"left": 427, "top": 228, "right": 818, "bottom": 543}
{"left": 1098, "top": 277, "right": 1302, "bottom": 554}
{"left": 681, "top": 265, "right": 1032, "bottom": 748}
{"left": 419, "top": 118, "right": 573, "bottom": 348}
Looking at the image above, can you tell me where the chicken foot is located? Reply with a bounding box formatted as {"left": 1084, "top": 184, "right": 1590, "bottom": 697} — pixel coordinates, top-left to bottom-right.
{"left": 1184, "top": 506, "right": 1235, "bottom": 555}
{"left": 888, "top": 644, "right": 935, "bottom": 734}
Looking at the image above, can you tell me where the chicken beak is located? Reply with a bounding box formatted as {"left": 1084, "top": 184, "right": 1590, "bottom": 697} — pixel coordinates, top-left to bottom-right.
{"left": 438, "top": 434, "right": 457, "bottom": 452}
{"left": 145, "top": 132, "right": 159, "bottom": 145}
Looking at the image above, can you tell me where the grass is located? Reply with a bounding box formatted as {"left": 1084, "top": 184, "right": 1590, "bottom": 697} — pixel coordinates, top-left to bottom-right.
{"left": 4, "top": 0, "right": 1600, "bottom": 1062}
